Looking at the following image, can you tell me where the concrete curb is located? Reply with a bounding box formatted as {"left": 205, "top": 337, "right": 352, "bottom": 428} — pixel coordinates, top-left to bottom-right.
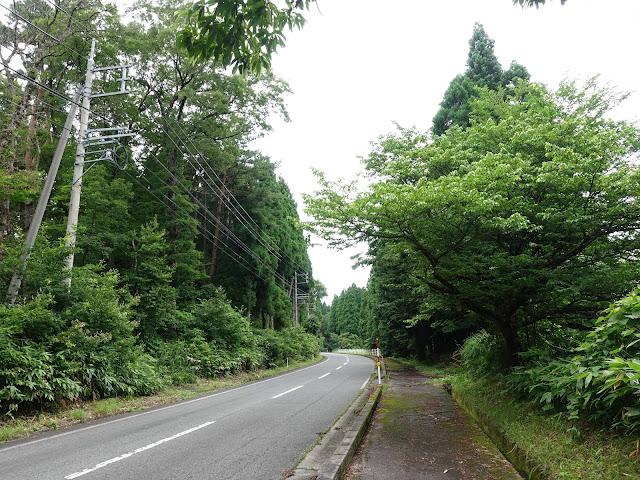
{"left": 287, "top": 382, "right": 383, "bottom": 480}
{"left": 451, "top": 386, "right": 550, "bottom": 480}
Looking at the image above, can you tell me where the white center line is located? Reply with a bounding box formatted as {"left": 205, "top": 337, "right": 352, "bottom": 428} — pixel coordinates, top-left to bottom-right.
{"left": 336, "top": 366, "right": 342, "bottom": 370}
{"left": 64, "top": 421, "right": 215, "bottom": 479}
{"left": 318, "top": 373, "right": 330, "bottom": 379}
{"left": 272, "top": 385, "right": 304, "bottom": 399}
{"left": 1, "top": 356, "right": 331, "bottom": 453}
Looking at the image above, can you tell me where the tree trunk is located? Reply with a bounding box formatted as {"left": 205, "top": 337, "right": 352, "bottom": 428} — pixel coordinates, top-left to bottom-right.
{"left": 497, "top": 320, "right": 520, "bottom": 367}
{"left": 23, "top": 86, "right": 45, "bottom": 233}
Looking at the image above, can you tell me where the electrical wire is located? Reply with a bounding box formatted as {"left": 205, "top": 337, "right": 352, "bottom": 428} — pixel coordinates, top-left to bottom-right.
{"left": 119, "top": 165, "right": 285, "bottom": 288}
{"left": 142, "top": 151, "right": 292, "bottom": 287}
{"left": 0, "top": 95, "right": 68, "bottom": 132}
{"left": 41, "top": 0, "right": 95, "bottom": 38}
{"left": 0, "top": 8, "right": 310, "bottom": 294}
{"left": 0, "top": 3, "right": 87, "bottom": 60}
{"left": 168, "top": 119, "right": 285, "bottom": 261}
{"left": 1, "top": 63, "right": 127, "bottom": 129}
{"left": 163, "top": 119, "right": 310, "bottom": 277}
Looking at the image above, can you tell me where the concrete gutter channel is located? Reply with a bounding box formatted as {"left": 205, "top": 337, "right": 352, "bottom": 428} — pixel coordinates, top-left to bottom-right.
{"left": 287, "top": 358, "right": 547, "bottom": 480}
{"left": 451, "top": 386, "right": 550, "bottom": 480}
{"left": 286, "top": 380, "right": 382, "bottom": 480}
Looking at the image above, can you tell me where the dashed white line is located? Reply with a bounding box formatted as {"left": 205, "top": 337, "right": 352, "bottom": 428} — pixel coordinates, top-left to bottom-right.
{"left": 272, "top": 385, "right": 304, "bottom": 399}
{"left": 336, "top": 366, "right": 342, "bottom": 370}
{"left": 318, "top": 373, "right": 331, "bottom": 379}
{"left": 1, "top": 356, "right": 331, "bottom": 453}
{"left": 64, "top": 421, "right": 215, "bottom": 479}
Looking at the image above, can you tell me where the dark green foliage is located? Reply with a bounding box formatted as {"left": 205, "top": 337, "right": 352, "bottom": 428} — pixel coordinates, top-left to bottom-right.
{"left": 0, "top": 0, "right": 328, "bottom": 417}
{"left": 509, "top": 289, "right": 640, "bottom": 433}
{"left": 178, "top": 0, "right": 313, "bottom": 73}
{"left": 432, "top": 23, "right": 530, "bottom": 136}
{"left": 254, "top": 327, "right": 322, "bottom": 368}
{"left": 0, "top": 264, "right": 163, "bottom": 415}
{"left": 432, "top": 75, "right": 477, "bottom": 135}
{"left": 322, "top": 285, "right": 367, "bottom": 350}
{"left": 466, "top": 24, "right": 503, "bottom": 89}
{"left": 457, "top": 330, "right": 509, "bottom": 376}
{"left": 307, "top": 80, "right": 640, "bottom": 366}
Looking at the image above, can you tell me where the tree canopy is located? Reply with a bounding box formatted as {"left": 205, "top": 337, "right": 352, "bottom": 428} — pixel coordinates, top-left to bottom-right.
{"left": 306, "top": 79, "right": 640, "bottom": 365}
{"left": 177, "top": 0, "right": 314, "bottom": 72}
{"left": 0, "top": 0, "right": 322, "bottom": 416}
{"left": 432, "top": 23, "right": 529, "bottom": 136}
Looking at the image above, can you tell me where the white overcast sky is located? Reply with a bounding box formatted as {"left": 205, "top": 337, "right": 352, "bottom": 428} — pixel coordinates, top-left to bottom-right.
{"left": 251, "top": 0, "right": 640, "bottom": 300}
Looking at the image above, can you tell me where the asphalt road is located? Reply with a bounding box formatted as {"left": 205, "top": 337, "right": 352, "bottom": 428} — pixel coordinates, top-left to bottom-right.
{"left": 0, "top": 353, "right": 373, "bottom": 480}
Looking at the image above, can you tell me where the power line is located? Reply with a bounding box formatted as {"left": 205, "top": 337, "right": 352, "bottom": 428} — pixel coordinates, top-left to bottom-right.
{"left": 163, "top": 119, "right": 310, "bottom": 276}
{"left": 0, "top": 94, "right": 68, "bottom": 131}
{"left": 0, "top": 3, "right": 87, "bottom": 60}
{"left": 120, "top": 164, "right": 283, "bottom": 287}
{"left": 169, "top": 120, "right": 285, "bottom": 261}
{"left": 1, "top": 62, "right": 124, "bottom": 128}
{"left": 41, "top": 0, "right": 95, "bottom": 38}
{"left": 2, "top": 2, "right": 310, "bottom": 279}
{"left": 142, "top": 151, "right": 291, "bottom": 287}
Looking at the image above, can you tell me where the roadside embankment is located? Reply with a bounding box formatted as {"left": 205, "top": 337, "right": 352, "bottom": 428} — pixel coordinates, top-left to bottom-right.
{"left": 450, "top": 374, "right": 640, "bottom": 480}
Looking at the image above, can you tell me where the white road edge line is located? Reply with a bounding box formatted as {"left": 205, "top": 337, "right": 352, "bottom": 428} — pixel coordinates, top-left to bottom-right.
{"left": 318, "top": 373, "right": 330, "bottom": 379}
{"left": 272, "top": 385, "right": 304, "bottom": 399}
{"left": 0, "top": 355, "right": 332, "bottom": 453}
{"left": 63, "top": 421, "right": 215, "bottom": 479}
{"left": 360, "top": 378, "right": 369, "bottom": 390}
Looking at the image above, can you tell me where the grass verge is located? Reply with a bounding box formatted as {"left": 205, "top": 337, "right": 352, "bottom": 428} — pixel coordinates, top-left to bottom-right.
{"left": 451, "top": 373, "right": 640, "bottom": 480}
{"left": 0, "top": 356, "right": 322, "bottom": 444}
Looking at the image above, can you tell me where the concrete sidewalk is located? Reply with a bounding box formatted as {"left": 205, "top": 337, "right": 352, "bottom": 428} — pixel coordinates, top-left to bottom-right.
{"left": 344, "top": 361, "right": 523, "bottom": 480}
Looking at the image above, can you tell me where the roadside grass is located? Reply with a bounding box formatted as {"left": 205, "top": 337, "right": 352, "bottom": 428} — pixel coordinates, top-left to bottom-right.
{"left": 389, "top": 357, "right": 640, "bottom": 480}
{"left": 0, "top": 356, "right": 322, "bottom": 444}
{"left": 451, "top": 374, "right": 640, "bottom": 480}
{"left": 397, "top": 357, "right": 460, "bottom": 385}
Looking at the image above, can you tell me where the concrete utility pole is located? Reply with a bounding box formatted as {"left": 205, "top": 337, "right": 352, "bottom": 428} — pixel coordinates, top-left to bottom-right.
{"left": 63, "top": 39, "right": 95, "bottom": 288}
{"left": 293, "top": 271, "right": 298, "bottom": 326}
{"left": 291, "top": 271, "right": 310, "bottom": 327}
{"left": 62, "top": 39, "right": 132, "bottom": 288}
{"left": 6, "top": 87, "right": 82, "bottom": 305}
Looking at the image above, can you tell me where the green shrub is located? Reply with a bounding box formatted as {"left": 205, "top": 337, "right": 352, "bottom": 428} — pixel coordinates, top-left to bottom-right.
{"left": 457, "top": 330, "right": 509, "bottom": 376}
{"left": 509, "top": 289, "right": 640, "bottom": 433}
{"left": 0, "top": 295, "right": 82, "bottom": 415}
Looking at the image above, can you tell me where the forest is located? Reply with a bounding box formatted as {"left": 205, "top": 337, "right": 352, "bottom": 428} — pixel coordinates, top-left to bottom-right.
{"left": 0, "top": 0, "right": 323, "bottom": 417}
{"left": 312, "top": 23, "right": 640, "bottom": 434}
{"left": 3, "top": 0, "right": 640, "bottom": 445}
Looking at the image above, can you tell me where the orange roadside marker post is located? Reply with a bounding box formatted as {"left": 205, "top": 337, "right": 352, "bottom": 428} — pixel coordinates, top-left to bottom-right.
{"left": 376, "top": 338, "right": 381, "bottom": 385}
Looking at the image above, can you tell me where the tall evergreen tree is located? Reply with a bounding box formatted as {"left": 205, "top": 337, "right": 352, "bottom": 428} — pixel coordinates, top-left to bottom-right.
{"left": 432, "top": 23, "right": 530, "bottom": 136}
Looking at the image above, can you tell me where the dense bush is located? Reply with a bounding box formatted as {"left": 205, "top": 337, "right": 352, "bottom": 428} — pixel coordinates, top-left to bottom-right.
{"left": 509, "top": 289, "right": 640, "bottom": 433}
{"left": 253, "top": 327, "right": 322, "bottom": 368}
{"left": 457, "top": 330, "right": 509, "bottom": 376}
{"left": 1, "top": 251, "right": 320, "bottom": 415}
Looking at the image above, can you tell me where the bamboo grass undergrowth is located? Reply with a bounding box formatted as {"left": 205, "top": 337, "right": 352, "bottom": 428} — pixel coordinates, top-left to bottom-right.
{"left": 0, "top": 356, "right": 321, "bottom": 444}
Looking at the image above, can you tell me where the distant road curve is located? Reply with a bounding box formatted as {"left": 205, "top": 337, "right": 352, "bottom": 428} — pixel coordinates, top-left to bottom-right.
{"left": 1, "top": 353, "right": 373, "bottom": 480}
